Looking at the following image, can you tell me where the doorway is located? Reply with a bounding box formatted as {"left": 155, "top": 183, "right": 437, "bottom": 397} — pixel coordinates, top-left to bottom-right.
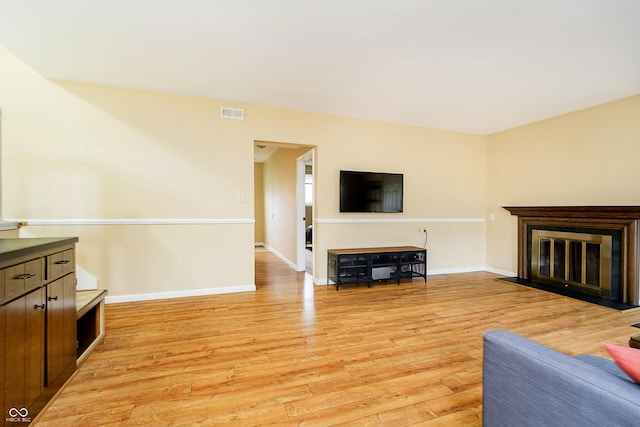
{"left": 297, "top": 149, "right": 314, "bottom": 274}
{"left": 254, "top": 141, "right": 315, "bottom": 278}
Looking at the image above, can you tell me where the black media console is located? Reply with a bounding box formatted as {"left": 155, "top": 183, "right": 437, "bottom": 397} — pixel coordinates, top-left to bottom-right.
{"left": 327, "top": 246, "right": 427, "bottom": 290}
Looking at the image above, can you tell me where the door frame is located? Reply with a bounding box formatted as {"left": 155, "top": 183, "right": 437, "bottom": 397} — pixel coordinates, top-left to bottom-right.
{"left": 296, "top": 149, "right": 314, "bottom": 272}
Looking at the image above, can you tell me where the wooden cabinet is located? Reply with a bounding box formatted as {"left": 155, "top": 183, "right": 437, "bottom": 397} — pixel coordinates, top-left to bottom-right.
{"left": 0, "top": 238, "right": 78, "bottom": 426}
{"left": 0, "top": 306, "right": 4, "bottom": 425}
{"left": 327, "top": 246, "right": 427, "bottom": 290}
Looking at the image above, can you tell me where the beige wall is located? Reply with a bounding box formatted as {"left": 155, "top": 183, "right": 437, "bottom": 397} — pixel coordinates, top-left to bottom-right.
{"left": 313, "top": 122, "right": 488, "bottom": 277}
{"left": 2, "top": 43, "right": 488, "bottom": 299}
{"left": 486, "top": 94, "right": 640, "bottom": 274}
{"left": 1, "top": 45, "right": 256, "bottom": 299}
{"left": 262, "top": 146, "right": 312, "bottom": 265}
{"left": 24, "top": 223, "right": 254, "bottom": 299}
{"left": 254, "top": 163, "right": 265, "bottom": 244}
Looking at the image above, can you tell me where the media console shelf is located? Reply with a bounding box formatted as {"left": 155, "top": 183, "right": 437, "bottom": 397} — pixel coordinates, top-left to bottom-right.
{"left": 327, "top": 246, "right": 427, "bottom": 290}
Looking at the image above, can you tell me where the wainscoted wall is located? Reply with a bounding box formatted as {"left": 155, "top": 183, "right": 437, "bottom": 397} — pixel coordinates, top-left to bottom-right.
{"left": 0, "top": 228, "right": 19, "bottom": 238}
{"left": 23, "top": 221, "right": 255, "bottom": 303}
{"left": 314, "top": 217, "right": 491, "bottom": 283}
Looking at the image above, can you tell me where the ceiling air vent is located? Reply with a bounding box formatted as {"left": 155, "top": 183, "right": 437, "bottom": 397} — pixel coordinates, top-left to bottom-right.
{"left": 220, "top": 107, "right": 245, "bottom": 120}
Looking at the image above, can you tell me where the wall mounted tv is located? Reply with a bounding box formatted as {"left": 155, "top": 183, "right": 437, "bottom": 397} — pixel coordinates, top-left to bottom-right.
{"left": 340, "top": 170, "right": 403, "bottom": 213}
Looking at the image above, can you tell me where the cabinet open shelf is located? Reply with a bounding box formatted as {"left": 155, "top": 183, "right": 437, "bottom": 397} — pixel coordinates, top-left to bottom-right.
{"left": 76, "top": 289, "right": 107, "bottom": 365}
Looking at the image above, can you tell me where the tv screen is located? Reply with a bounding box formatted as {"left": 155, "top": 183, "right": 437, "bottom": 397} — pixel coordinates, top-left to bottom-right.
{"left": 340, "top": 170, "right": 403, "bottom": 213}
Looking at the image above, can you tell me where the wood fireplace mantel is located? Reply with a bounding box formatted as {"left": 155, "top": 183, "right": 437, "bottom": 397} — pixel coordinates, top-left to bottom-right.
{"left": 503, "top": 206, "right": 640, "bottom": 305}
{"left": 503, "top": 206, "right": 640, "bottom": 219}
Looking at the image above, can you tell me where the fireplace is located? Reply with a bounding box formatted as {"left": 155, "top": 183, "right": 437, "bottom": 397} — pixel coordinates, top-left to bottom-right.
{"left": 503, "top": 206, "right": 640, "bottom": 306}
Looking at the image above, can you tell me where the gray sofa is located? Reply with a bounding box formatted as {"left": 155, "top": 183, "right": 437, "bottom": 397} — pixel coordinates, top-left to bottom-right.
{"left": 483, "top": 330, "right": 640, "bottom": 426}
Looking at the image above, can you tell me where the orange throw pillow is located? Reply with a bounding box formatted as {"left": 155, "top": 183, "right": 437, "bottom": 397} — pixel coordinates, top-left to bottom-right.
{"left": 603, "top": 342, "right": 640, "bottom": 383}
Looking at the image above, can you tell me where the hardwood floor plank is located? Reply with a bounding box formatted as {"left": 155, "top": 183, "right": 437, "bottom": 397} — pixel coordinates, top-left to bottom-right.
{"left": 34, "top": 250, "right": 640, "bottom": 425}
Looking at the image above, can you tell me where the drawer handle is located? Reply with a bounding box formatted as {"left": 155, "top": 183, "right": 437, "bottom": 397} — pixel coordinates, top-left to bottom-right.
{"left": 33, "top": 304, "right": 45, "bottom": 310}
{"left": 16, "top": 273, "right": 36, "bottom": 280}
{"left": 48, "top": 296, "right": 58, "bottom": 301}
{"left": 55, "top": 260, "right": 71, "bottom": 265}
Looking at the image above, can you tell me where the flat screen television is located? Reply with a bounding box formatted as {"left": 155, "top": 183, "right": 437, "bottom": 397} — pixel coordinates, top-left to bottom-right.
{"left": 340, "top": 170, "right": 403, "bottom": 213}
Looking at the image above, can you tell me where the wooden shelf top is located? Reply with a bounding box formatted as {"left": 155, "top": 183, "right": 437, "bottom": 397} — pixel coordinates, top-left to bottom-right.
{"left": 76, "top": 289, "right": 108, "bottom": 319}
{"left": 328, "top": 246, "right": 425, "bottom": 255}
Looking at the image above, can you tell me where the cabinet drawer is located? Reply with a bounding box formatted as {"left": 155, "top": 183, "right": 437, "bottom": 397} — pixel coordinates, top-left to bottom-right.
{"left": 47, "top": 249, "right": 75, "bottom": 281}
{"left": 3, "top": 258, "right": 45, "bottom": 302}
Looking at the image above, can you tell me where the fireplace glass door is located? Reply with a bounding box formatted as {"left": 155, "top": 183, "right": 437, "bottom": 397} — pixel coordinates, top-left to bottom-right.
{"left": 532, "top": 230, "right": 612, "bottom": 297}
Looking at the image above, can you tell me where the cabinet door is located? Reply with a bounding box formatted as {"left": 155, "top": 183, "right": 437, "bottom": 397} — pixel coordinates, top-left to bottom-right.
{"left": 46, "top": 275, "right": 76, "bottom": 385}
{"left": 25, "top": 289, "right": 45, "bottom": 408}
{"left": 0, "top": 268, "right": 5, "bottom": 303}
{"left": 1, "top": 305, "right": 5, "bottom": 424}
{"left": 4, "top": 287, "right": 45, "bottom": 423}
{"left": 4, "top": 293, "right": 27, "bottom": 418}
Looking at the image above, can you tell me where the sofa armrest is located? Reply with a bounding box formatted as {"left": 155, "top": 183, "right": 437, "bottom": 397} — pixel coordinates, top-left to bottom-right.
{"left": 483, "top": 330, "right": 640, "bottom": 427}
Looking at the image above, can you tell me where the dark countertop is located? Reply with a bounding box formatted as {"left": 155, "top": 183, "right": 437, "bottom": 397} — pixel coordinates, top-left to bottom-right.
{"left": 0, "top": 237, "right": 79, "bottom": 264}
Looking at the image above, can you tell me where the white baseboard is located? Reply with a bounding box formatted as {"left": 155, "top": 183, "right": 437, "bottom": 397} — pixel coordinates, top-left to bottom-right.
{"left": 104, "top": 266, "right": 516, "bottom": 303}
{"left": 484, "top": 267, "right": 517, "bottom": 277}
{"left": 262, "top": 244, "right": 297, "bottom": 269}
{"left": 427, "top": 266, "right": 487, "bottom": 275}
{"left": 428, "top": 266, "right": 515, "bottom": 276}
{"left": 105, "top": 284, "right": 256, "bottom": 304}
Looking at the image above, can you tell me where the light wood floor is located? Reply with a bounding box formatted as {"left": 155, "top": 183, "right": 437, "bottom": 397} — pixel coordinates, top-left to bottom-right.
{"left": 35, "top": 250, "right": 640, "bottom": 426}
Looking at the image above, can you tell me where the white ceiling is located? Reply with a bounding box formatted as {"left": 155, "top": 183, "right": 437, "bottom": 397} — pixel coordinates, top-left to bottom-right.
{"left": 1, "top": 0, "right": 639, "bottom": 135}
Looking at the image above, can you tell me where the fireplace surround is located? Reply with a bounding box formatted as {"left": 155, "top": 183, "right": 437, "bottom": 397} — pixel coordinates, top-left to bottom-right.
{"left": 503, "top": 206, "right": 640, "bottom": 306}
